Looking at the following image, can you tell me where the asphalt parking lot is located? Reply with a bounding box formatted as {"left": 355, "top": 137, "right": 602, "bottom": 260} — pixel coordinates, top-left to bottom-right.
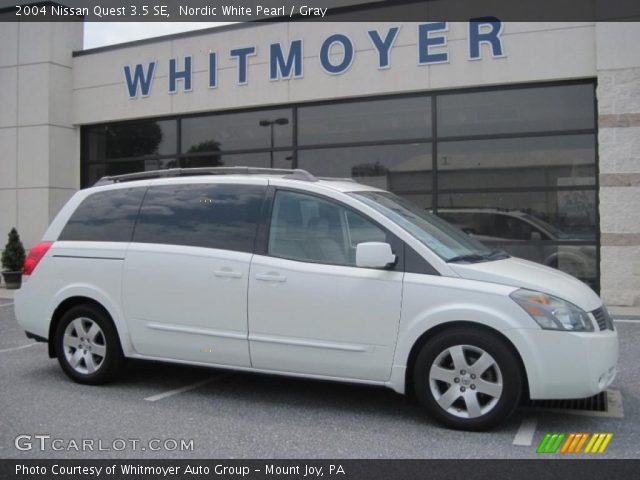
{"left": 1, "top": 298, "right": 639, "bottom": 459}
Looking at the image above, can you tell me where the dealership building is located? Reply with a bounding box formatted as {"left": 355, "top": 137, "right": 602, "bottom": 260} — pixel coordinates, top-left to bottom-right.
{"left": 1, "top": 16, "right": 639, "bottom": 305}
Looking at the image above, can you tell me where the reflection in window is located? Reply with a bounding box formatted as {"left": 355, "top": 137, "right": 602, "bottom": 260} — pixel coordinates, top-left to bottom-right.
{"left": 59, "top": 188, "right": 146, "bottom": 242}
{"left": 298, "top": 97, "right": 431, "bottom": 145}
{"left": 86, "top": 120, "right": 177, "bottom": 160}
{"left": 437, "top": 84, "right": 595, "bottom": 137}
{"left": 297, "top": 143, "right": 431, "bottom": 193}
{"left": 85, "top": 159, "right": 179, "bottom": 185}
{"left": 437, "top": 135, "right": 596, "bottom": 190}
{"left": 437, "top": 191, "right": 596, "bottom": 240}
{"left": 181, "top": 109, "right": 293, "bottom": 153}
{"left": 134, "top": 184, "right": 266, "bottom": 253}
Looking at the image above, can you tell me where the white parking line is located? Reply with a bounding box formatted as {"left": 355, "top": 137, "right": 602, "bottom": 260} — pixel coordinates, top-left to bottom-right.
{"left": 0, "top": 302, "right": 14, "bottom": 308}
{"left": 513, "top": 418, "right": 537, "bottom": 446}
{"left": 614, "top": 319, "right": 640, "bottom": 324}
{"left": 0, "top": 343, "right": 38, "bottom": 354}
{"left": 144, "top": 377, "right": 218, "bottom": 402}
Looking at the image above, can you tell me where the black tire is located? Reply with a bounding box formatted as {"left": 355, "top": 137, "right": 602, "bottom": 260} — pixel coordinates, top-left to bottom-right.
{"left": 413, "top": 327, "right": 522, "bottom": 431}
{"left": 55, "top": 304, "right": 124, "bottom": 384}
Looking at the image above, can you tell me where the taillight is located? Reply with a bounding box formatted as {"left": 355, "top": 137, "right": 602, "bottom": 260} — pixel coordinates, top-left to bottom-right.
{"left": 23, "top": 241, "right": 54, "bottom": 276}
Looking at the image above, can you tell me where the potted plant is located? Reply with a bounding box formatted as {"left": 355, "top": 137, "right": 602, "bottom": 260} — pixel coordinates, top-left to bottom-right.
{"left": 1, "top": 228, "right": 26, "bottom": 289}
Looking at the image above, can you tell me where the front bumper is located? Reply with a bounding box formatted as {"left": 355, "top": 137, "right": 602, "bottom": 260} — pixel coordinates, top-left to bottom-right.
{"left": 509, "top": 327, "right": 618, "bottom": 400}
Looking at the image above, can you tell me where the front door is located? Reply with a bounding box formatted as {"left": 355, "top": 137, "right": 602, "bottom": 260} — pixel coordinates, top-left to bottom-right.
{"left": 248, "top": 189, "right": 403, "bottom": 381}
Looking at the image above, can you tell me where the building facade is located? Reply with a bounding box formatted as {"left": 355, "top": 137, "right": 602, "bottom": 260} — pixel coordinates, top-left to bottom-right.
{"left": 1, "top": 20, "right": 639, "bottom": 306}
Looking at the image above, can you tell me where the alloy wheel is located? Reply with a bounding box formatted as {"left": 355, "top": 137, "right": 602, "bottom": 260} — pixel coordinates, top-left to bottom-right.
{"left": 62, "top": 317, "right": 107, "bottom": 375}
{"left": 428, "top": 344, "right": 503, "bottom": 419}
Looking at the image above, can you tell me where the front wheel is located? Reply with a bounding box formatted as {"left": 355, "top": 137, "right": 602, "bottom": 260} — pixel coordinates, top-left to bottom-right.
{"left": 55, "top": 304, "right": 124, "bottom": 384}
{"left": 413, "top": 327, "right": 522, "bottom": 430}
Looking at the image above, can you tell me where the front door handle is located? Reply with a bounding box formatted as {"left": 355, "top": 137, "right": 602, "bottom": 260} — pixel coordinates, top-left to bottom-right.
{"left": 214, "top": 269, "right": 243, "bottom": 279}
{"left": 255, "top": 272, "right": 287, "bottom": 283}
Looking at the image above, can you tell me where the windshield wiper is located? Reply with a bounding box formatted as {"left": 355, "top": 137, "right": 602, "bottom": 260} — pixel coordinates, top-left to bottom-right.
{"left": 447, "top": 250, "right": 510, "bottom": 264}
{"left": 486, "top": 249, "right": 510, "bottom": 260}
{"left": 446, "top": 253, "right": 487, "bottom": 263}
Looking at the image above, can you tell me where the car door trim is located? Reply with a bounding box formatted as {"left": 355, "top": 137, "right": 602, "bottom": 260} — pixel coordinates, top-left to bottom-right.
{"left": 146, "top": 322, "right": 247, "bottom": 340}
{"left": 249, "top": 333, "right": 370, "bottom": 352}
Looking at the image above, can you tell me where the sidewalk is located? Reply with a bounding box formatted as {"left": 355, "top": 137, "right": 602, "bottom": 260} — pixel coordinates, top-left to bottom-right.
{"left": 0, "top": 286, "right": 15, "bottom": 300}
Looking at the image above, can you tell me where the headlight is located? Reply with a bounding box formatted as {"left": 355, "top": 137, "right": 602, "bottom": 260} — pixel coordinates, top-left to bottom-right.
{"left": 510, "top": 289, "right": 594, "bottom": 332}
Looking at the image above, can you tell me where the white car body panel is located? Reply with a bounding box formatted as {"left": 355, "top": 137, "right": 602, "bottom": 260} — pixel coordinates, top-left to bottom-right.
{"left": 248, "top": 254, "right": 403, "bottom": 381}
{"left": 122, "top": 243, "right": 253, "bottom": 367}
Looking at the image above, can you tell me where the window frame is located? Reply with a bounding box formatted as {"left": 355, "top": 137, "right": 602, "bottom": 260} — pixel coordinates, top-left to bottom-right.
{"left": 256, "top": 186, "right": 407, "bottom": 271}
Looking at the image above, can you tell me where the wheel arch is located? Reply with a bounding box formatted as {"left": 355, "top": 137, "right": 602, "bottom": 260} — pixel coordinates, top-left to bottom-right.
{"left": 403, "top": 321, "right": 530, "bottom": 401}
{"left": 48, "top": 296, "right": 125, "bottom": 358}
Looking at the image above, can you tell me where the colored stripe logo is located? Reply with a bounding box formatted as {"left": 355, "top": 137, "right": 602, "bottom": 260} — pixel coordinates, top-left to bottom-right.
{"left": 537, "top": 433, "right": 613, "bottom": 454}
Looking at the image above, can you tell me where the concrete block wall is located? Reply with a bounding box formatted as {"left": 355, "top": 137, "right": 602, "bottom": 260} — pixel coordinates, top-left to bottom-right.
{"left": 597, "top": 23, "right": 640, "bottom": 306}
{"left": 0, "top": 22, "right": 82, "bottom": 251}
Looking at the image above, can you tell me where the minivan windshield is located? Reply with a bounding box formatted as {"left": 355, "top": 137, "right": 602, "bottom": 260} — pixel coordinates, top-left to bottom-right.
{"left": 351, "top": 191, "right": 508, "bottom": 263}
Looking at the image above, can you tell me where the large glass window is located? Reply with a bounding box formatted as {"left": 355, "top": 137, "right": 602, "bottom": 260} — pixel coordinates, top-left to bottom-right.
{"left": 436, "top": 135, "right": 596, "bottom": 190}
{"left": 181, "top": 109, "right": 293, "bottom": 153}
{"left": 134, "top": 184, "right": 266, "bottom": 252}
{"left": 437, "top": 84, "right": 595, "bottom": 137}
{"left": 86, "top": 120, "right": 177, "bottom": 160}
{"left": 297, "top": 143, "right": 432, "bottom": 194}
{"left": 298, "top": 97, "right": 431, "bottom": 145}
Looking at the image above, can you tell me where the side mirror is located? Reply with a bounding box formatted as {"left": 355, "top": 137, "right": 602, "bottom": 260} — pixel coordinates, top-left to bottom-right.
{"left": 356, "top": 242, "right": 396, "bottom": 269}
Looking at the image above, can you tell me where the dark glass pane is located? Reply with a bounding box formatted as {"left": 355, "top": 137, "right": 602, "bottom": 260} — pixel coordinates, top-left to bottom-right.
{"left": 437, "top": 135, "right": 596, "bottom": 190}
{"left": 297, "top": 143, "right": 432, "bottom": 194}
{"left": 86, "top": 120, "right": 177, "bottom": 160}
{"left": 181, "top": 109, "right": 293, "bottom": 153}
{"left": 437, "top": 190, "right": 597, "bottom": 241}
{"left": 437, "top": 84, "right": 595, "bottom": 136}
{"left": 181, "top": 151, "right": 293, "bottom": 169}
{"left": 298, "top": 97, "right": 431, "bottom": 145}
{"left": 134, "top": 184, "right": 266, "bottom": 252}
{"left": 268, "top": 190, "right": 386, "bottom": 266}
{"left": 59, "top": 188, "right": 146, "bottom": 242}
{"left": 85, "top": 159, "right": 174, "bottom": 186}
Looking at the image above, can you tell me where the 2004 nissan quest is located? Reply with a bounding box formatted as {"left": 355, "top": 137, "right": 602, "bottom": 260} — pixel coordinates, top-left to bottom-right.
{"left": 15, "top": 167, "right": 618, "bottom": 430}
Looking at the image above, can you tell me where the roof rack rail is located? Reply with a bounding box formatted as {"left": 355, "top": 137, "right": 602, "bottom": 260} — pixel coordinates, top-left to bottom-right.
{"left": 93, "top": 166, "right": 318, "bottom": 186}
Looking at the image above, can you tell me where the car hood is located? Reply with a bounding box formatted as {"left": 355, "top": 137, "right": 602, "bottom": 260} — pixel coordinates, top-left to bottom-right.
{"left": 449, "top": 257, "right": 602, "bottom": 312}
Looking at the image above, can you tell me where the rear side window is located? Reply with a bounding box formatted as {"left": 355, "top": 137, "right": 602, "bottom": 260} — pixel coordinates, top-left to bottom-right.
{"left": 133, "top": 183, "right": 266, "bottom": 252}
{"left": 59, "top": 188, "right": 145, "bottom": 242}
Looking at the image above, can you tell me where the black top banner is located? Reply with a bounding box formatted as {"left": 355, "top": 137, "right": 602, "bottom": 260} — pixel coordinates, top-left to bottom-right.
{"left": 1, "top": 0, "right": 640, "bottom": 22}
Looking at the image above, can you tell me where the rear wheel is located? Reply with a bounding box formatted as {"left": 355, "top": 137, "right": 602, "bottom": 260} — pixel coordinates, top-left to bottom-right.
{"left": 55, "top": 304, "right": 124, "bottom": 384}
{"left": 413, "top": 327, "right": 522, "bottom": 430}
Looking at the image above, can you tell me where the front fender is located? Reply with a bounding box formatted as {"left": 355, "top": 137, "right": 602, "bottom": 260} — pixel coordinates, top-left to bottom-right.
{"left": 386, "top": 274, "right": 538, "bottom": 394}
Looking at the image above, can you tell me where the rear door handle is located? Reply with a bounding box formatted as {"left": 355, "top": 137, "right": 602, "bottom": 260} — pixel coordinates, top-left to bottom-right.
{"left": 255, "top": 273, "right": 287, "bottom": 283}
{"left": 214, "top": 269, "right": 243, "bottom": 279}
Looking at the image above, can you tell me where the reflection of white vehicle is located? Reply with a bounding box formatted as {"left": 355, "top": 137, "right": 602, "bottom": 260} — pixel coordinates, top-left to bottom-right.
{"left": 437, "top": 209, "right": 596, "bottom": 284}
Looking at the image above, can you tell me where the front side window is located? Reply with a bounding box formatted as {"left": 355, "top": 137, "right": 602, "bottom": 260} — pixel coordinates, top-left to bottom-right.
{"left": 268, "top": 190, "right": 386, "bottom": 266}
{"left": 133, "top": 183, "right": 266, "bottom": 252}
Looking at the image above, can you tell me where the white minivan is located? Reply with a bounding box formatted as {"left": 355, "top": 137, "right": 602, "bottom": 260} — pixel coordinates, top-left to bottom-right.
{"left": 15, "top": 167, "right": 618, "bottom": 430}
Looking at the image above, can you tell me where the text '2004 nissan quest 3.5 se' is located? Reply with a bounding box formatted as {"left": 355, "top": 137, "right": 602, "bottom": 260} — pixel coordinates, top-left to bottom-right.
{"left": 15, "top": 167, "right": 618, "bottom": 430}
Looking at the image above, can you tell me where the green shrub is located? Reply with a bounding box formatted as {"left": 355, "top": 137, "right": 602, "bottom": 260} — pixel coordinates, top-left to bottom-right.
{"left": 1, "top": 228, "right": 26, "bottom": 272}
